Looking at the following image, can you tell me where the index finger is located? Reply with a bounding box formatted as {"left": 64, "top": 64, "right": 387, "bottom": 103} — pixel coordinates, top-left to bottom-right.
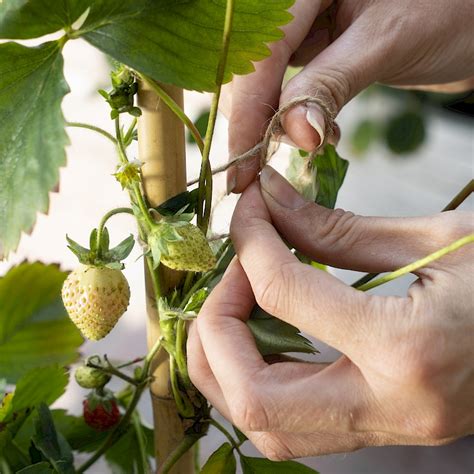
{"left": 230, "top": 182, "right": 403, "bottom": 355}
{"left": 227, "top": 0, "right": 323, "bottom": 193}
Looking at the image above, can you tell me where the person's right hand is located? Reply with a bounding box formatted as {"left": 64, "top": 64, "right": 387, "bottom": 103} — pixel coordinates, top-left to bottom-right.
{"left": 223, "top": 0, "right": 474, "bottom": 193}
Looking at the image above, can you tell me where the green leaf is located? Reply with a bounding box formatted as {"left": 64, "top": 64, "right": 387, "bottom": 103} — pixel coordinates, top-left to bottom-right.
{"left": 184, "top": 288, "right": 210, "bottom": 314}
{"left": 31, "top": 404, "right": 75, "bottom": 474}
{"left": 286, "top": 149, "right": 318, "bottom": 201}
{"left": 248, "top": 306, "right": 315, "bottom": 356}
{"left": 82, "top": 0, "right": 294, "bottom": 92}
{"left": 240, "top": 456, "right": 319, "bottom": 474}
{"left": 14, "top": 409, "right": 108, "bottom": 454}
{"left": 188, "top": 109, "right": 210, "bottom": 144}
{"left": 105, "top": 423, "right": 155, "bottom": 474}
{"left": 16, "top": 463, "right": 54, "bottom": 474}
{"left": 385, "top": 111, "right": 426, "bottom": 154}
{"left": 0, "top": 0, "right": 87, "bottom": 39}
{"left": 201, "top": 442, "right": 236, "bottom": 474}
{"left": 313, "top": 145, "right": 349, "bottom": 210}
{"left": 0, "top": 42, "right": 69, "bottom": 256}
{"left": 155, "top": 189, "right": 199, "bottom": 216}
{"left": 0, "top": 262, "right": 83, "bottom": 383}
{"left": 350, "top": 119, "right": 379, "bottom": 155}
{"left": 9, "top": 367, "right": 69, "bottom": 419}
{"left": 233, "top": 426, "right": 248, "bottom": 444}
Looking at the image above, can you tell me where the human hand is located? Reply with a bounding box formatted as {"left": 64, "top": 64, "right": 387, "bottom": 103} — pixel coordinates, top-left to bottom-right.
{"left": 224, "top": 0, "right": 474, "bottom": 193}
{"left": 187, "top": 167, "right": 474, "bottom": 460}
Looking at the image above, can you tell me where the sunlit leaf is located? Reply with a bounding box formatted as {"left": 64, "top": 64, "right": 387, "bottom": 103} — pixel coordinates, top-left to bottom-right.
{"left": 0, "top": 43, "right": 69, "bottom": 255}
{"left": 0, "top": 262, "right": 83, "bottom": 382}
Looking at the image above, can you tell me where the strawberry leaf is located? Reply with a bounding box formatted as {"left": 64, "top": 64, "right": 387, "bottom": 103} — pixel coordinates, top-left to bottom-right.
{"left": 248, "top": 306, "right": 316, "bottom": 356}
{"left": 31, "top": 404, "right": 75, "bottom": 474}
{"left": 241, "top": 456, "right": 319, "bottom": 474}
{"left": 313, "top": 145, "right": 349, "bottom": 210}
{"left": 0, "top": 0, "right": 87, "bottom": 39}
{"left": 201, "top": 442, "right": 236, "bottom": 474}
{"left": 0, "top": 42, "right": 69, "bottom": 256}
{"left": 81, "top": 0, "right": 295, "bottom": 92}
{"left": 0, "top": 262, "right": 83, "bottom": 383}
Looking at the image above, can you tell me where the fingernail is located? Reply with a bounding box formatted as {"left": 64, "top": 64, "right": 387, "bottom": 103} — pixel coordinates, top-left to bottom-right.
{"left": 260, "top": 166, "right": 307, "bottom": 209}
{"left": 226, "top": 166, "right": 237, "bottom": 195}
{"left": 306, "top": 104, "right": 325, "bottom": 148}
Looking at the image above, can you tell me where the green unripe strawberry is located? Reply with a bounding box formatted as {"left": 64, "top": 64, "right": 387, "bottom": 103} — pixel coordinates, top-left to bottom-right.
{"left": 62, "top": 265, "right": 130, "bottom": 341}
{"left": 75, "top": 365, "right": 111, "bottom": 389}
{"left": 148, "top": 222, "right": 216, "bottom": 272}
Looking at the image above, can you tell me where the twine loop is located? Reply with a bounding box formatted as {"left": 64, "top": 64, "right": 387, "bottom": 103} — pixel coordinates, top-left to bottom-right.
{"left": 187, "top": 95, "right": 335, "bottom": 186}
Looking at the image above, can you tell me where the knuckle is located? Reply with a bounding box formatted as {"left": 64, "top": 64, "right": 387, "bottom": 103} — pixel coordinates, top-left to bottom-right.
{"left": 253, "top": 261, "right": 299, "bottom": 316}
{"left": 312, "top": 207, "right": 359, "bottom": 249}
{"left": 287, "top": 67, "right": 354, "bottom": 113}
{"left": 230, "top": 385, "right": 271, "bottom": 432}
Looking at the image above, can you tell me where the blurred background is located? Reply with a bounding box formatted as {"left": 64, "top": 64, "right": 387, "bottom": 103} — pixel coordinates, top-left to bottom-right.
{"left": 0, "top": 38, "right": 472, "bottom": 473}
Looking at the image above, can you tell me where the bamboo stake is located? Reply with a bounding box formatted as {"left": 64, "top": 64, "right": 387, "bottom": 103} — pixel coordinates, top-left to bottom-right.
{"left": 138, "top": 80, "right": 193, "bottom": 474}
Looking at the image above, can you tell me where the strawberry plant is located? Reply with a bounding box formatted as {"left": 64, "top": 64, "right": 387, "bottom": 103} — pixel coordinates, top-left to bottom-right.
{"left": 0, "top": 1, "right": 472, "bottom": 473}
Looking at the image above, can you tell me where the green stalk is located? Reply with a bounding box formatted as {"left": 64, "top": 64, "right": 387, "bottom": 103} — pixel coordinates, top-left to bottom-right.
{"left": 132, "top": 411, "right": 151, "bottom": 473}
{"left": 66, "top": 121, "right": 117, "bottom": 145}
{"left": 137, "top": 74, "right": 205, "bottom": 153}
{"left": 123, "top": 117, "right": 138, "bottom": 145}
{"left": 175, "top": 319, "right": 191, "bottom": 387}
{"left": 114, "top": 117, "right": 155, "bottom": 230}
{"left": 357, "top": 234, "right": 474, "bottom": 292}
{"left": 95, "top": 207, "right": 134, "bottom": 257}
{"left": 157, "top": 434, "right": 202, "bottom": 474}
{"left": 207, "top": 418, "right": 242, "bottom": 454}
{"left": 197, "top": 0, "right": 235, "bottom": 233}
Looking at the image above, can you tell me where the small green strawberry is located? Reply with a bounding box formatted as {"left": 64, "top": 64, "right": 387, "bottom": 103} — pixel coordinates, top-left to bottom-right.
{"left": 75, "top": 365, "right": 111, "bottom": 389}
{"left": 62, "top": 225, "right": 135, "bottom": 340}
{"left": 62, "top": 265, "right": 130, "bottom": 340}
{"left": 148, "top": 220, "right": 216, "bottom": 272}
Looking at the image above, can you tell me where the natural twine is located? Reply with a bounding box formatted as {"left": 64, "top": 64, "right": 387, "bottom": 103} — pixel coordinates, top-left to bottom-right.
{"left": 187, "top": 95, "right": 335, "bottom": 186}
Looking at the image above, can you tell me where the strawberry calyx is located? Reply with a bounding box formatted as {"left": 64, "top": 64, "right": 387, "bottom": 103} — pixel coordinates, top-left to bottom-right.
{"left": 83, "top": 388, "right": 121, "bottom": 432}
{"left": 85, "top": 388, "right": 117, "bottom": 413}
{"left": 66, "top": 227, "right": 134, "bottom": 269}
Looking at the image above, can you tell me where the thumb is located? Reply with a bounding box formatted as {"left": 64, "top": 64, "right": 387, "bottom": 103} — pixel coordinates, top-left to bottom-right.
{"left": 260, "top": 166, "right": 461, "bottom": 273}
{"left": 280, "top": 19, "right": 388, "bottom": 152}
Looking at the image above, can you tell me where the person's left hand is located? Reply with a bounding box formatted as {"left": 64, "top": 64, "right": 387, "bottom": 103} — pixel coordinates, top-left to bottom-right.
{"left": 187, "top": 168, "right": 474, "bottom": 460}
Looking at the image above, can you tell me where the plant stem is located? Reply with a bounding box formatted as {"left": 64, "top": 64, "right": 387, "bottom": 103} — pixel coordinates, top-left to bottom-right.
{"left": 175, "top": 319, "right": 191, "bottom": 387}
{"left": 351, "top": 179, "right": 473, "bottom": 288}
{"left": 96, "top": 207, "right": 134, "bottom": 255}
{"left": 157, "top": 434, "right": 202, "bottom": 474}
{"left": 357, "top": 234, "right": 474, "bottom": 292}
{"left": 77, "top": 340, "right": 163, "bottom": 473}
{"left": 132, "top": 411, "right": 151, "bottom": 473}
{"left": 194, "top": 440, "right": 201, "bottom": 472}
{"left": 124, "top": 117, "right": 138, "bottom": 145}
{"left": 88, "top": 360, "right": 138, "bottom": 386}
{"left": 442, "top": 179, "right": 473, "bottom": 212}
{"left": 137, "top": 74, "right": 205, "bottom": 153}
{"left": 66, "top": 121, "right": 117, "bottom": 145}
{"left": 115, "top": 117, "right": 156, "bottom": 230}
{"left": 146, "top": 255, "right": 162, "bottom": 299}
{"left": 197, "top": 0, "right": 235, "bottom": 233}
{"left": 208, "top": 418, "right": 242, "bottom": 454}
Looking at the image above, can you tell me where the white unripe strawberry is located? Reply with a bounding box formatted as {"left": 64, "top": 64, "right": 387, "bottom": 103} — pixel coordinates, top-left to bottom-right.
{"left": 62, "top": 265, "right": 130, "bottom": 341}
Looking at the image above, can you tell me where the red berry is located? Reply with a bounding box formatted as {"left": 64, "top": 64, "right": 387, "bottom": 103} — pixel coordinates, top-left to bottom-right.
{"left": 83, "top": 396, "right": 120, "bottom": 432}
